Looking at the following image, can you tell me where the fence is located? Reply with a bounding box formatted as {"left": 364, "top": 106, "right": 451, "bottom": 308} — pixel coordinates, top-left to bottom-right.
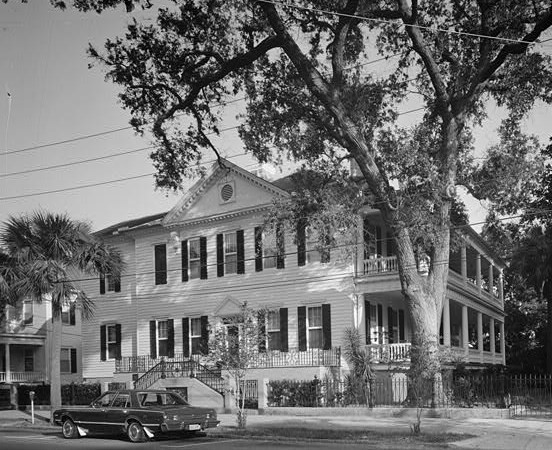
{"left": 267, "top": 374, "right": 552, "bottom": 411}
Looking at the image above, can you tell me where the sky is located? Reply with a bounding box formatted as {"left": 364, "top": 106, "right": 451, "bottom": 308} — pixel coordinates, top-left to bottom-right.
{"left": 0, "top": 1, "right": 551, "bottom": 233}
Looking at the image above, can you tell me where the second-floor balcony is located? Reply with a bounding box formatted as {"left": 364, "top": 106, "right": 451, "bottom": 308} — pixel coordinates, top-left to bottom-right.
{"left": 0, "top": 371, "right": 45, "bottom": 383}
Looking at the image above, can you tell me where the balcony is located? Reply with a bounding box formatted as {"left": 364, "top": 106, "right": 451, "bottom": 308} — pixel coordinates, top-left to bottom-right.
{"left": 363, "top": 256, "right": 399, "bottom": 275}
{"left": 0, "top": 372, "right": 45, "bottom": 383}
{"left": 116, "top": 348, "right": 342, "bottom": 374}
{"left": 367, "top": 343, "right": 411, "bottom": 363}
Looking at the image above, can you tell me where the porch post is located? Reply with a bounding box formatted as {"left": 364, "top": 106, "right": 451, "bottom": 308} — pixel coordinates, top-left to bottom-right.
{"left": 476, "top": 254, "right": 482, "bottom": 294}
{"left": 498, "top": 269, "right": 504, "bottom": 306}
{"left": 443, "top": 298, "right": 451, "bottom": 347}
{"left": 500, "top": 322, "right": 506, "bottom": 364}
{"left": 488, "top": 265, "right": 494, "bottom": 295}
{"left": 477, "top": 312, "right": 483, "bottom": 359}
{"left": 5, "top": 343, "right": 10, "bottom": 383}
{"left": 460, "top": 244, "right": 467, "bottom": 283}
{"left": 489, "top": 317, "right": 496, "bottom": 355}
{"left": 462, "top": 305, "right": 469, "bottom": 355}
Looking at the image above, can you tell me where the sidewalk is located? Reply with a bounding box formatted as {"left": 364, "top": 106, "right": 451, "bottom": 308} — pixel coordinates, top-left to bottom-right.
{"left": 1, "top": 408, "right": 551, "bottom": 449}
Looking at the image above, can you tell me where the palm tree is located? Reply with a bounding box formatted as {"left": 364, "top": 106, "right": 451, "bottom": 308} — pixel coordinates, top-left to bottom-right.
{"left": 0, "top": 211, "right": 122, "bottom": 419}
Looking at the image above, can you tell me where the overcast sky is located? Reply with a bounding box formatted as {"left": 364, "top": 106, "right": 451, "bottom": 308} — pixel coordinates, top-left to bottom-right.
{"left": 0, "top": 1, "right": 550, "bottom": 232}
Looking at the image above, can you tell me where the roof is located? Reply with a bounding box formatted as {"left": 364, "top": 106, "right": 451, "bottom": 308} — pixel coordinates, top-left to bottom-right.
{"left": 94, "top": 211, "right": 167, "bottom": 237}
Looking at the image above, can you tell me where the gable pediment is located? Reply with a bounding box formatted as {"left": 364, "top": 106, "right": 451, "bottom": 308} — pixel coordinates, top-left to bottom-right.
{"left": 163, "top": 159, "right": 288, "bottom": 227}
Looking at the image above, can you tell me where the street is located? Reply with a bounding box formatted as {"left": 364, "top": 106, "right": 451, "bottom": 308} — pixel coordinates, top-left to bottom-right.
{"left": 0, "top": 429, "right": 403, "bottom": 450}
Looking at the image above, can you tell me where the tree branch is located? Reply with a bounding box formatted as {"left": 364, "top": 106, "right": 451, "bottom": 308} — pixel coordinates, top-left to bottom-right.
{"left": 331, "top": 0, "right": 360, "bottom": 89}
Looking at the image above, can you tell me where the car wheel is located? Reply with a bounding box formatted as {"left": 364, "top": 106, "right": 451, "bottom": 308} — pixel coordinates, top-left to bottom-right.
{"left": 127, "top": 421, "right": 147, "bottom": 443}
{"left": 61, "top": 418, "right": 79, "bottom": 439}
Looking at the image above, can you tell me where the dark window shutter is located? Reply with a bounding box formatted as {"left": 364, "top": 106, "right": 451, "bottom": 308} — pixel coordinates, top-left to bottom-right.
{"left": 298, "top": 306, "right": 307, "bottom": 351}
{"left": 168, "top": 319, "right": 175, "bottom": 358}
{"left": 70, "top": 348, "right": 77, "bottom": 374}
{"left": 182, "top": 318, "right": 190, "bottom": 358}
{"left": 216, "top": 234, "right": 224, "bottom": 277}
{"left": 181, "top": 240, "right": 189, "bottom": 282}
{"left": 100, "top": 325, "right": 106, "bottom": 361}
{"left": 149, "top": 320, "right": 157, "bottom": 359}
{"left": 276, "top": 224, "right": 285, "bottom": 269}
{"left": 100, "top": 274, "right": 106, "bottom": 295}
{"left": 69, "top": 302, "right": 76, "bottom": 326}
{"left": 200, "top": 316, "right": 209, "bottom": 355}
{"left": 376, "top": 226, "right": 382, "bottom": 256}
{"left": 322, "top": 304, "right": 332, "bottom": 350}
{"left": 297, "top": 222, "right": 306, "bottom": 267}
{"left": 399, "top": 309, "right": 405, "bottom": 342}
{"left": 115, "top": 323, "right": 122, "bottom": 359}
{"left": 387, "top": 307, "right": 394, "bottom": 344}
{"left": 114, "top": 274, "right": 121, "bottom": 292}
{"left": 200, "top": 237, "right": 208, "bottom": 280}
{"left": 255, "top": 227, "right": 263, "bottom": 272}
{"left": 154, "top": 244, "right": 167, "bottom": 285}
{"left": 280, "top": 308, "right": 288, "bottom": 352}
{"left": 237, "top": 230, "right": 245, "bottom": 274}
{"left": 258, "top": 311, "right": 266, "bottom": 353}
{"left": 365, "top": 299, "right": 371, "bottom": 344}
{"left": 386, "top": 231, "right": 394, "bottom": 256}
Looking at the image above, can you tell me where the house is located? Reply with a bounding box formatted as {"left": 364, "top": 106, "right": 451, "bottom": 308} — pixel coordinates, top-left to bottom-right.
{"left": 79, "top": 160, "right": 506, "bottom": 409}
{"left": 0, "top": 297, "right": 82, "bottom": 408}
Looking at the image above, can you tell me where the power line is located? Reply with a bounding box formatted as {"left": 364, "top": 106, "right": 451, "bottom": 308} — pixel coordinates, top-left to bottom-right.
{"left": 260, "top": 0, "right": 552, "bottom": 47}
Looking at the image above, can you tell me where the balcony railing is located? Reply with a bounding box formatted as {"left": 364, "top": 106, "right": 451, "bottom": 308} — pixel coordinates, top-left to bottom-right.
{"left": 254, "top": 348, "right": 341, "bottom": 368}
{"left": 116, "top": 348, "right": 341, "bottom": 374}
{"left": 366, "top": 343, "right": 411, "bottom": 362}
{"left": 363, "top": 256, "right": 399, "bottom": 275}
{"left": 0, "top": 372, "right": 45, "bottom": 383}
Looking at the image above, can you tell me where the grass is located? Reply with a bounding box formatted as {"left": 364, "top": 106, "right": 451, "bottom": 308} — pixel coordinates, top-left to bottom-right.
{"left": 211, "top": 425, "right": 474, "bottom": 447}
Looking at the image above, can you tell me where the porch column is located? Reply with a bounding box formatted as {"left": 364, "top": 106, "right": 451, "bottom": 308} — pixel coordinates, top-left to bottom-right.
{"left": 498, "top": 270, "right": 504, "bottom": 306}
{"left": 462, "top": 305, "right": 469, "bottom": 355}
{"left": 476, "top": 253, "right": 482, "bottom": 294}
{"left": 460, "top": 244, "right": 467, "bottom": 283}
{"left": 5, "top": 343, "right": 10, "bottom": 383}
{"left": 477, "top": 312, "right": 483, "bottom": 357}
{"left": 489, "top": 317, "right": 496, "bottom": 355}
{"left": 500, "top": 322, "right": 506, "bottom": 364}
{"left": 443, "top": 298, "right": 451, "bottom": 346}
{"left": 488, "top": 264, "right": 494, "bottom": 295}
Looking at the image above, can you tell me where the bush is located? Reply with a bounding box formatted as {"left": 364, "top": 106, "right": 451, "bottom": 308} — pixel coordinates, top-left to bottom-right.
{"left": 268, "top": 378, "right": 322, "bottom": 407}
{"left": 17, "top": 383, "right": 101, "bottom": 406}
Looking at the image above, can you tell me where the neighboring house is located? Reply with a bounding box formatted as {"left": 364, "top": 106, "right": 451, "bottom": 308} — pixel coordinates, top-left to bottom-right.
{"left": 80, "top": 160, "right": 506, "bottom": 409}
{"left": 0, "top": 297, "right": 82, "bottom": 407}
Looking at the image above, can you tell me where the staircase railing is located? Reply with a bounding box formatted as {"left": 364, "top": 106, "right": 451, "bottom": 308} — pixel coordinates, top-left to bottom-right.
{"left": 133, "top": 358, "right": 224, "bottom": 394}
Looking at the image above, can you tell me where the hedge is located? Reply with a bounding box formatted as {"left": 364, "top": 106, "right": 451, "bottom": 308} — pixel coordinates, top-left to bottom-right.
{"left": 17, "top": 383, "right": 101, "bottom": 406}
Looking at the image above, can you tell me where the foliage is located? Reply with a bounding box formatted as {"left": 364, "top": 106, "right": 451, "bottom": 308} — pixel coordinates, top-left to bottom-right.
{"left": 35, "top": 0, "right": 552, "bottom": 375}
{"left": 208, "top": 301, "right": 265, "bottom": 428}
{"left": 17, "top": 383, "right": 101, "bottom": 406}
{"left": 341, "top": 327, "right": 374, "bottom": 406}
{"left": 267, "top": 378, "right": 323, "bottom": 407}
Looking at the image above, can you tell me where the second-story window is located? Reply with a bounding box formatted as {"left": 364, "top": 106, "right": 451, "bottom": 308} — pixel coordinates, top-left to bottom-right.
{"left": 267, "top": 311, "right": 281, "bottom": 350}
{"left": 189, "top": 238, "right": 201, "bottom": 279}
{"left": 61, "top": 302, "right": 76, "bottom": 326}
{"left": 307, "top": 306, "right": 323, "bottom": 349}
{"left": 217, "top": 230, "right": 244, "bottom": 276}
{"left": 225, "top": 232, "right": 237, "bottom": 274}
{"left": 154, "top": 244, "right": 167, "bottom": 285}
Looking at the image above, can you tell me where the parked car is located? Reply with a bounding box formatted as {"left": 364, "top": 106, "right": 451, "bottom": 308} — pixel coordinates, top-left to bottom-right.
{"left": 53, "top": 389, "right": 219, "bottom": 442}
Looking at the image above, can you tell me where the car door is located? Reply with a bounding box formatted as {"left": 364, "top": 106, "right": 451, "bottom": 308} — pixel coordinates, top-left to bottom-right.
{"left": 106, "top": 392, "right": 131, "bottom": 434}
{"left": 79, "top": 392, "right": 117, "bottom": 434}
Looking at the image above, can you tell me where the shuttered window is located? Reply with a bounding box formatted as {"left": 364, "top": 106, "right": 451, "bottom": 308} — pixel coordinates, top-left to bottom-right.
{"left": 154, "top": 244, "right": 167, "bottom": 285}
{"left": 150, "top": 319, "right": 174, "bottom": 358}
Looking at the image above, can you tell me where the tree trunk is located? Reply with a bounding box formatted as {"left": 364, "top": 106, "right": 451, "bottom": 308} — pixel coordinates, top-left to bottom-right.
{"left": 49, "top": 314, "right": 62, "bottom": 422}
{"left": 545, "top": 281, "right": 552, "bottom": 374}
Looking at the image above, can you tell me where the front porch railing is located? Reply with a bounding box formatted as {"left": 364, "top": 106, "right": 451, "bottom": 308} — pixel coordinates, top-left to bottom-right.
{"left": 363, "top": 256, "right": 399, "bottom": 275}
{"left": 0, "top": 372, "right": 45, "bottom": 383}
{"left": 366, "top": 343, "right": 411, "bottom": 362}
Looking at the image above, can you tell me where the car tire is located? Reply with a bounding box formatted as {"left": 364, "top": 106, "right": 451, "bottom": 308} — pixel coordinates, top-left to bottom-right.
{"left": 61, "top": 418, "right": 79, "bottom": 439}
{"left": 127, "top": 421, "right": 147, "bottom": 443}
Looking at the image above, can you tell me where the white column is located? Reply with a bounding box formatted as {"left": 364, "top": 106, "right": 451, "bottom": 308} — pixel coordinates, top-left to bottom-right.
{"left": 476, "top": 254, "right": 482, "bottom": 293}
{"left": 490, "top": 317, "right": 496, "bottom": 355}
{"left": 499, "top": 269, "right": 504, "bottom": 305}
{"left": 5, "top": 344, "right": 10, "bottom": 383}
{"left": 500, "top": 322, "right": 506, "bottom": 364}
{"left": 461, "top": 244, "right": 467, "bottom": 283}
{"left": 462, "top": 305, "right": 469, "bottom": 355}
{"left": 443, "top": 298, "right": 451, "bottom": 346}
{"left": 477, "top": 312, "right": 483, "bottom": 356}
{"left": 489, "top": 265, "right": 494, "bottom": 295}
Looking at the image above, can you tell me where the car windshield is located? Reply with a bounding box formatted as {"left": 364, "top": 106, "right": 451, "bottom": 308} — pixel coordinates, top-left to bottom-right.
{"left": 137, "top": 392, "right": 188, "bottom": 407}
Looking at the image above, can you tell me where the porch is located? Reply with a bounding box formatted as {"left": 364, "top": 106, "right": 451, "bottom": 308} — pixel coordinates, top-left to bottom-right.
{"left": 0, "top": 371, "right": 45, "bottom": 383}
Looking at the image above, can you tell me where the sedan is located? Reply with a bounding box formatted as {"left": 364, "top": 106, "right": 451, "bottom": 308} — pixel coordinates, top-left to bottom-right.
{"left": 53, "top": 389, "right": 220, "bottom": 443}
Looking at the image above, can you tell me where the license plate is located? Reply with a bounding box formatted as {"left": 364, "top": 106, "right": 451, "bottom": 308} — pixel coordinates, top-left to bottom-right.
{"left": 186, "top": 424, "right": 201, "bottom": 431}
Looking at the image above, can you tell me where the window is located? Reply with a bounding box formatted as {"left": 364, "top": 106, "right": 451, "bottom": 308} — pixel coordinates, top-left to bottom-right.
{"left": 157, "top": 320, "right": 169, "bottom": 357}
{"left": 224, "top": 232, "right": 237, "bottom": 274}
{"left": 106, "top": 325, "right": 119, "bottom": 359}
{"left": 307, "top": 306, "right": 323, "bottom": 349}
{"left": 61, "top": 302, "right": 76, "bottom": 326}
{"left": 111, "top": 393, "right": 130, "bottom": 408}
{"left": 189, "top": 238, "right": 201, "bottom": 279}
{"left": 190, "top": 318, "right": 202, "bottom": 355}
{"left": 267, "top": 311, "right": 281, "bottom": 351}
{"left": 106, "top": 274, "right": 118, "bottom": 292}
{"left": 60, "top": 348, "right": 77, "bottom": 373}
{"left": 154, "top": 244, "right": 167, "bottom": 285}
{"left": 263, "top": 231, "right": 277, "bottom": 269}
{"left": 24, "top": 348, "right": 34, "bottom": 372}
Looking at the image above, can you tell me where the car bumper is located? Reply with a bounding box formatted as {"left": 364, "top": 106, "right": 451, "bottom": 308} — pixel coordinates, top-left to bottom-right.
{"left": 160, "top": 419, "right": 220, "bottom": 432}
